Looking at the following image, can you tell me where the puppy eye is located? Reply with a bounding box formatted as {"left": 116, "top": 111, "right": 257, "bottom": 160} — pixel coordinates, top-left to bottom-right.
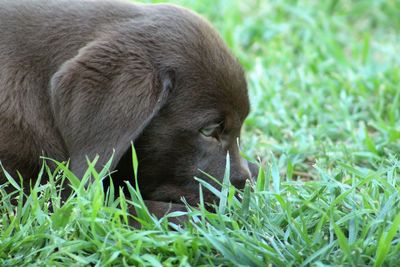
{"left": 200, "top": 123, "right": 223, "bottom": 138}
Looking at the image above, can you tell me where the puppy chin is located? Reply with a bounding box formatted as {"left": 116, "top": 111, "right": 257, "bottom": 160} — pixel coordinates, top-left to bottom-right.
{"left": 144, "top": 184, "right": 217, "bottom": 207}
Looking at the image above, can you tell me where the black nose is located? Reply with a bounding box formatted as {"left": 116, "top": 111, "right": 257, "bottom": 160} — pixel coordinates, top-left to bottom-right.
{"left": 230, "top": 161, "right": 259, "bottom": 189}
{"left": 230, "top": 176, "right": 247, "bottom": 189}
{"left": 230, "top": 159, "right": 252, "bottom": 189}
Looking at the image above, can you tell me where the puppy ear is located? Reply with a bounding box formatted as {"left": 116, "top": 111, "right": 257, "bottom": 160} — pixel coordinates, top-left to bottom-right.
{"left": 50, "top": 39, "right": 173, "bottom": 177}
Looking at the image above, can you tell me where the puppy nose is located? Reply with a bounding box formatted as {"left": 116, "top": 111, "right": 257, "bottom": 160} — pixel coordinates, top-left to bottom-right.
{"left": 230, "top": 159, "right": 252, "bottom": 189}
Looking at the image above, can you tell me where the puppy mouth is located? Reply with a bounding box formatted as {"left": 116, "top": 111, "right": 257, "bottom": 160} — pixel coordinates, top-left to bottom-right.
{"left": 143, "top": 183, "right": 217, "bottom": 206}
{"left": 112, "top": 147, "right": 222, "bottom": 206}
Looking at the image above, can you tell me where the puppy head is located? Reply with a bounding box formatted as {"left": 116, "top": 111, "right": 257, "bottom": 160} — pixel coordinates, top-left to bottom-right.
{"left": 50, "top": 4, "right": 256, "bottom": 205}
{"left": 115, "top": 5, "right": 257, "bottom": 204}
{"left": 131, "top": 74, "right": 254, "bottom": 204}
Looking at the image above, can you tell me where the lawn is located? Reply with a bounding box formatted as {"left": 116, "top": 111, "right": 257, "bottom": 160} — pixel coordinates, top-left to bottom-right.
{"left": 1, "top": 0, "right": 400, "bottom": 266}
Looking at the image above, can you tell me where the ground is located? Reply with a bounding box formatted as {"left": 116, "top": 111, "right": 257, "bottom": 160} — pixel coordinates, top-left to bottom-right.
{"left": 1, "top": 0, "right": 399, "bottom": 266}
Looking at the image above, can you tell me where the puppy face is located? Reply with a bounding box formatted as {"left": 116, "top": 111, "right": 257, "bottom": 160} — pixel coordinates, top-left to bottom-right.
{"left": 132, "top": 72, "right": 253, "bottom": 204}
{"left": 112, "top": 20, "right": 256, "bottom": 204}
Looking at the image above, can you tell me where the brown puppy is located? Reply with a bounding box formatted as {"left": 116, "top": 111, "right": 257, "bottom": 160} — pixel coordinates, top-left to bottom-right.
{"left": 0, "top": 0, "right": 257, "bottom": 212}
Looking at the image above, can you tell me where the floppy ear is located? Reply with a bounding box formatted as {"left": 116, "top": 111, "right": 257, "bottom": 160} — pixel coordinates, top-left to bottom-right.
{"left": 50, "top": 39, "right": 173, "bottom": 177}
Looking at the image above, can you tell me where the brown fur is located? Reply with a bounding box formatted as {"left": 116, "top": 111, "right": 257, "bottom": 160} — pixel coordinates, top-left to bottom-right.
{"left": 0, "top": 0, "right": 257, "bottom": 213}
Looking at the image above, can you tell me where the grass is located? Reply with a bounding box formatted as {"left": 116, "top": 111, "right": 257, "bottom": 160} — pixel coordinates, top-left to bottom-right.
{"left": 1, "top": 0, "right": 400, "bottom": 265}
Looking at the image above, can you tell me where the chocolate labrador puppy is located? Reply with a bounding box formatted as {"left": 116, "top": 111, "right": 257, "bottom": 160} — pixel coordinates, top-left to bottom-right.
{"left": 0, "top": 0, "right": 256, "bottom": 215}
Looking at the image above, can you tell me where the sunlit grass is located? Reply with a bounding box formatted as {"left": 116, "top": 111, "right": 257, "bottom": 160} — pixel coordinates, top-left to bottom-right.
{"left": 1, "top": 0, "right": 399, "bottom": 265}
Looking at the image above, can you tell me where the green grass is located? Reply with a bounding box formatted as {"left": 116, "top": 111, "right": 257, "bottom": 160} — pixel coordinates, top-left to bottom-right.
{"left": 1, "top": 0, "right": 400, "bottom": 265}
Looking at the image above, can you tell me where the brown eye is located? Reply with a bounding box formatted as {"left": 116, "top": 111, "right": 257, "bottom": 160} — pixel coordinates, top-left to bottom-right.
{"left": 200, "top": 126, "right": 216, "bottom": 137}
{"left": 200, "top": 123, "right": 223, "bottom": 138}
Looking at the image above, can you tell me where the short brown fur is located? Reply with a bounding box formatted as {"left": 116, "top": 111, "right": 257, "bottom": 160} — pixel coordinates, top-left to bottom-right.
{"left": 0, "top": 0, "right": 257, "bottom": 215}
